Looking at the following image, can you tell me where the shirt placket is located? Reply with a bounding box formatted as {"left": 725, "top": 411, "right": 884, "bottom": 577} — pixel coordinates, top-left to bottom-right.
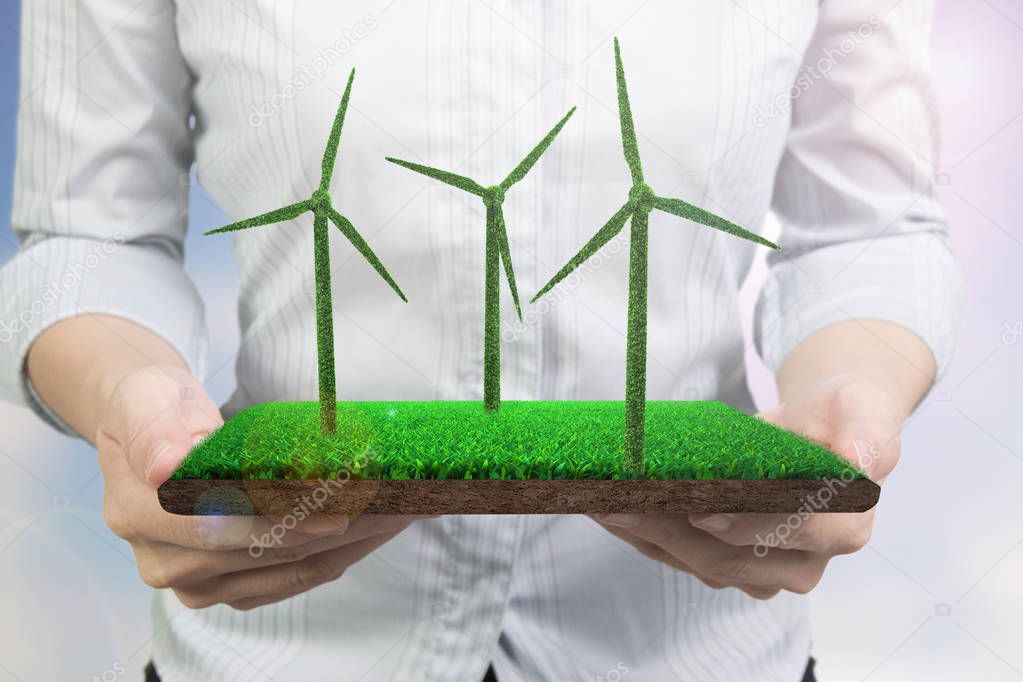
{"left": 417, "top": 1, "right": 535, "bottom": 678}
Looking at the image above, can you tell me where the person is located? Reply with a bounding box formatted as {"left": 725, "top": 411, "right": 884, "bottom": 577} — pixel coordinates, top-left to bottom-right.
{"left": 1, "top": 1, "right": 961, "bottom": 680}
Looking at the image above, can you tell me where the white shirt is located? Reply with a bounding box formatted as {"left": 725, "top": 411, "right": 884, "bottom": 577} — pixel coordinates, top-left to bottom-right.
{"left": 2, "top": 1, "right": 962, "bottom": 680}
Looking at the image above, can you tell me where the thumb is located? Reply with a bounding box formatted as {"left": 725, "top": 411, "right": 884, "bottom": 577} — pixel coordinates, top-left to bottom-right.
{"left": 830, "top": 422, "right": 900, "bottom": 482}
{"left": 98, "top": 366, "right": 222, "bottom": 487}
{"left": 121, "top": 383, "right": 221, "bottom": 487}
{"left": 755, "top": 406, "right": 782, "bottom": 425}
{"left": 829, "top": 384, "right": 903, "bottom": 482}
{"left": 126, "top": 403, "right": 202, "bottom": 487}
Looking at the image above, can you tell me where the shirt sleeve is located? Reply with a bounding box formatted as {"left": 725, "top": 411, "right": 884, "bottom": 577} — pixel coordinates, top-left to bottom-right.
{"left": 0, "top": 0, "right": 208, "bottom": 434}
{"left": 754, "top": 0, "right": 963, "bottom": 381}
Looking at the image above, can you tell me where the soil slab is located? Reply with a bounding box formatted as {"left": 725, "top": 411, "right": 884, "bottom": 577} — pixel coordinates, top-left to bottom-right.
{"left": 159, "top": 477, "right": 880, "bottom": 516}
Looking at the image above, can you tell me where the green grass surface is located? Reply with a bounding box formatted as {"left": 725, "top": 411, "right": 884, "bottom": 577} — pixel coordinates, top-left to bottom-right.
{"left": 171, "top": 401, "right": 862, "bottom": 482}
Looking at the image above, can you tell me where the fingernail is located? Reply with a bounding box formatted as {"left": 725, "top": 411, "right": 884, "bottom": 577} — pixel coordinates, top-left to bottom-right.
{"left": 853, "top": 439, "right": 878, "bottom": 474}
{"left": 144, "top": 440, "right": 174, "bottom": 484}
{"left": 692, "top": 514, "right": 733, "bottom": 533}
{"left": 597, "top": 513, "right": 641, "bottom": 528}
{"left": 331, "top": 515, "right": 350, "bottom": 533}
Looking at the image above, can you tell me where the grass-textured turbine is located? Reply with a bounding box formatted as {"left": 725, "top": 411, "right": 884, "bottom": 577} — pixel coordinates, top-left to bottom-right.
{"left": 204, "top": 69, "right": 407, "bottom": 435}
{"left": 532, "top": 39, "right": 780, "bottom": 475}
{"left": 387, "top": 107, "right": 576, "bottom": 410}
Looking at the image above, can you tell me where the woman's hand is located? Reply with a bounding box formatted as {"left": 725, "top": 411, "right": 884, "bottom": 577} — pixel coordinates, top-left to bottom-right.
{"left": 97, "top": 364, "right": 425, "bottom": 611}
{"left": 593, "top": 373, "right": 900, "bottom": 599}
{"left": 592, "top": 319, "right": 936, "bottom": 600}
{"left": 28, "top": 315, "right": 425, "bottom": 612}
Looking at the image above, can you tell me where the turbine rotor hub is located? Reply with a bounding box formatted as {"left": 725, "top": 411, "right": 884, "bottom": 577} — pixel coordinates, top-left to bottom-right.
{"left": 311, "top": 189, "right": 333, "bottom": 212}
{"left": 628, "top": 183, "right": 656, "bottom": 214}
{"left": 483, "top": 185, "right": 505, "bottom": 207}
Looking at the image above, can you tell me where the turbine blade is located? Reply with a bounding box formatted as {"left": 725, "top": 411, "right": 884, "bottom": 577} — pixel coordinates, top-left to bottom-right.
{"left": 493, "top": 207, "right": 522, "bottom": 320}
{"left": 500, "top": 107, "right": 577, "bottom": 191}
{"left": 320, "top": 68, "right": 356, "bottom": 190}
{"left": 328, "top": 208, "right": 408, "bottom": 301}
{"left": 531, "top": 202, "right": 632, "bottom": 303}
{"left": 614, "top": 38, "right": 644, "bottom": 184}
{"left": 385, "top": 157, "right": 485, "bottom": 196}
{"left": 204, "top": 200, "right": 311, "bottom": 235}
{"left": 653, "top": 196, "right": 779, "bottom": 250}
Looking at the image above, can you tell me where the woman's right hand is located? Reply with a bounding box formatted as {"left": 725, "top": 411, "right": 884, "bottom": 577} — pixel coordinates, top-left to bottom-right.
{"left": 97, "top": 364, "right": 423, "bottom": 611}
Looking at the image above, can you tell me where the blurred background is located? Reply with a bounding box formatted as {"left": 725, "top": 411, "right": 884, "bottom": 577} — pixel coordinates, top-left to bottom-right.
{"left": 0, "top": 1, "right": 1020, "bottom": 680}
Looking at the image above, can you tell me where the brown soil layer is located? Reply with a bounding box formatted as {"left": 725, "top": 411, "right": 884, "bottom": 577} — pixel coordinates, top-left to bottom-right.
{"left": 159, "top": 478, "right": 880, "bottom": 516}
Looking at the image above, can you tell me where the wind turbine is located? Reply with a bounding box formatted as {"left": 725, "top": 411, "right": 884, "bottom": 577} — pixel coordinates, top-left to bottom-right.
{"left": 532, "top": 39, "right": 780, "bottom": 475}
{"left": 205, "top": 69, "right": 407, "bottom": 436}
{"left": 386, "top": 107, "right": 576, "bottom": 410}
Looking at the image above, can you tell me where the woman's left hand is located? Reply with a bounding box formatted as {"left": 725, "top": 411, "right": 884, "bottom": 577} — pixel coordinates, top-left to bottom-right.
{"left": 592, "top": 373, "right": 902, "bottom": 599}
